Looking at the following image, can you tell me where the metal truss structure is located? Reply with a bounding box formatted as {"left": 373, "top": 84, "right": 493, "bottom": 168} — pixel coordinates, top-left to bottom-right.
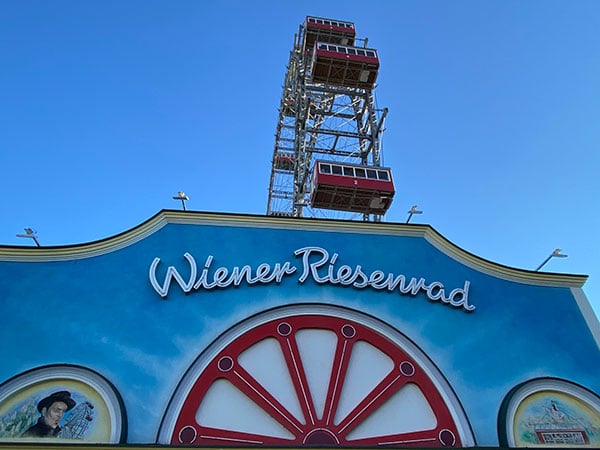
{"left": 266, "top": 18, "right": 390, "bottom": 221}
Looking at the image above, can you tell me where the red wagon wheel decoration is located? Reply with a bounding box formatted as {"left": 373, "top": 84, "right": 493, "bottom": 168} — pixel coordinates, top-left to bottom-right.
{"left": 161, "top": 307, "right": 472, "bottom": 447}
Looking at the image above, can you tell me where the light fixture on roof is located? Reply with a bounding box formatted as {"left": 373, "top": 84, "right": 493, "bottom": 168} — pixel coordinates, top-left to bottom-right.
{"left": 535, "top": 248, "right": 568, "bottom": 271}
{"left": 16, "top": 228, "right": 41, "bottom": 247}
{"left": 172, "top": 192, "right": 189, "bottom": 211}
{"left": 406, "top": 205, "right": 423, "bottom": 223}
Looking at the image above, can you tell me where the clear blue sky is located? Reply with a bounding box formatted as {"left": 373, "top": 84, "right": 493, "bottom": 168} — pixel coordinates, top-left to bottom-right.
{"left": 1, "top": 1, "right": 599, "bottom": 315}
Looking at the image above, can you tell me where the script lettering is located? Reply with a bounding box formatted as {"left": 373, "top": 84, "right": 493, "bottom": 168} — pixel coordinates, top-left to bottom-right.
{"left": 149, "top": 247, "right": 475, "bottom": 312}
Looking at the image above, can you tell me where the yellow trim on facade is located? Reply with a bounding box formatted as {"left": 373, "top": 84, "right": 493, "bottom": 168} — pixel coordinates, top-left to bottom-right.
{"left": 0, "top": 209, "right": 588, "bottom": 288}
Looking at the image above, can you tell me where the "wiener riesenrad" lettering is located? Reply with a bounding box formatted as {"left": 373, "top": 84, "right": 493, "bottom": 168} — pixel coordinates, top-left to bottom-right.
{"left": 148, "top": 246, "right": 475, "bottom": 312}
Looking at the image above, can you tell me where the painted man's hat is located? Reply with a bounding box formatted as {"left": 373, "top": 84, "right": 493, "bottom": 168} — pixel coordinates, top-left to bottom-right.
{"left": 37, "top": 391, "right": 76, "bottom": 412}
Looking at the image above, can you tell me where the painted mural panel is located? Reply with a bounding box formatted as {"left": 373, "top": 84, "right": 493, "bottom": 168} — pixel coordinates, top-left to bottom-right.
{"left": 0, "top": 365, "right": 126, "bottom": 443}
{"left": 500, "top": 378, "right": 600, "bottom": 447}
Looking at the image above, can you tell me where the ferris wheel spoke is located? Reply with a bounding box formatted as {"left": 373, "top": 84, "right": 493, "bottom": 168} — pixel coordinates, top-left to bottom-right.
{"left": 192, "top": 425, "right": 296, "bottom": 446}
{"left": 344, "top": 427, "right": 457, "bottom": 447}
{"left": 277, "top": 331, "right": 318, "bottom": 426}
{"left": 335, "top": 370, "right": 407, "bottom": 436}
{"left": 227, "top": 363, "right": 305, "bottom": 436}
{"left": 323, "top": 332, "right": 355, "bottom": 426}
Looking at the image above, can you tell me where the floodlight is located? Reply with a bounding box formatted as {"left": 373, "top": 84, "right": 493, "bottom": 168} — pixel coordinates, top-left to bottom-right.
{"left": 406, "top": 205, "right": 423, "bottom": 223}
{"left": 172, "top": 191, "right": 189, "bottom": 211}
{"left": 16, "top": 228, "right": 41, "bottom": 247}
{"left": 535, "top": 248, "right": 568, "bottom": 271}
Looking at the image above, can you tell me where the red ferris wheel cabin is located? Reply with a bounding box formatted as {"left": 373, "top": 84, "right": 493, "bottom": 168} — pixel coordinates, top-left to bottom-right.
{"left": 310, "top": 42, "right": 380, "bottom": 89}
{"left": 303, "top": 16, "right": 356, "bottom": 52}
{"left": 310, "top": 161, "right": 395, "bottom": 215}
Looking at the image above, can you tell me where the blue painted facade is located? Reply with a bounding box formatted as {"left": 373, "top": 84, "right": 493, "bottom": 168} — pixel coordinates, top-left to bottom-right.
{"left": 0, "top": 211, "right": 598, "bottom": 447}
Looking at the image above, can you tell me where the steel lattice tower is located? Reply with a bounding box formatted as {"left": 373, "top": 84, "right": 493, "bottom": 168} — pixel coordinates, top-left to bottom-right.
{"left": 266, "top": 17, "right": 391, "bottom": 221}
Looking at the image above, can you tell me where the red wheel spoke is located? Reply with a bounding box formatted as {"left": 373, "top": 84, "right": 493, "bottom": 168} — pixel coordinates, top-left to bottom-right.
{"left": 347, "top": 428, "right": 441, "bottom": 447}
{"left": 226, "top": 363, "right": 305, "bottom": 436}
{"left": 192, "top": 425, "right": 296, "bottom": 446}
{"left": 335, "top": 370, "right": 407, "bottom": 435}
{"left": 323, "top": 331, "right": 354, "bottom": 426}
{"left": 278, "top": 331, "right": 318, "bottom": 426}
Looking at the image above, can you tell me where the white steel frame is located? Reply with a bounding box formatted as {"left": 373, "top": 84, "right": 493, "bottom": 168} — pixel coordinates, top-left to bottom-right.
{"left": 266, "top": 20, "right": 389, "bottom": 221}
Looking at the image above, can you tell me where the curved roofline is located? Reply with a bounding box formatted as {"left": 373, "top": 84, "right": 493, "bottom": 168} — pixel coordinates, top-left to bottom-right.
{"left": 0, "top": 209, "right": 588, "bottom": 288}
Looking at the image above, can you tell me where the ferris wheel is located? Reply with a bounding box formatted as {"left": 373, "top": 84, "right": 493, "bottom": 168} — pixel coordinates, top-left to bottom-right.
{"left": 60, "top": 401, "right": 94, "bottom": 440}
{"left": 266, "top": 16, "right": 394, "bottom": 222}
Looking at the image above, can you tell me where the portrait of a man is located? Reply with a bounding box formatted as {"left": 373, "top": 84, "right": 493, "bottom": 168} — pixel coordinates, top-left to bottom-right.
{"left": 21, "top": 391, "right": 76, "bottom": 438}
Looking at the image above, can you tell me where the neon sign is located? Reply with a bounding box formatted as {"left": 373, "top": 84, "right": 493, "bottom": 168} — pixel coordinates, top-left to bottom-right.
{"left": 149, "top": 246, "right": 475, "bottom": 312}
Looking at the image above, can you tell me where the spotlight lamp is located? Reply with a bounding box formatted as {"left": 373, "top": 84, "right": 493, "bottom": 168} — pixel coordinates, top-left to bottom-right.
{"left": 406, "top": 205, "right": 423, "bottom": 223}
{"left": 172, "top": 191, "right": 189, "bottom": 211}
{"left": 16, "top": 228, "right": 41, "bottom": 247}
{"left": 535, "top": 248, "right": 568, "bottom": 271}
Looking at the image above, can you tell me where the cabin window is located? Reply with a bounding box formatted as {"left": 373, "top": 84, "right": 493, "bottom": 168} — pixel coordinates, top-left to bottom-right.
{"left": 307, "top": 17, "right": 354, "bottom": 30}
{"left": 378, "top": 170, "right": 389, "bottom": 180}
{"left": 355, "top": 168, "right": 366, "bottom": 178}
{"left": 319, "top": 163, "right": 331, "bottom": 174}
{"left": 366, "top": 169, "right": 377, "bottom": 179}
{"left": 366, "top": 50, "right": 376, "bottom": 57}
{"left": 347, "top": 48, "right": 357, "bottom": 55}
{"left": 357, "top": 49, "right": 366, "bottom": 56}
{"left": 343, "top": 167, "right": 354, "bottom": 176}
{"left": 332, "top": 165, "right": 343, "bottom": 175}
